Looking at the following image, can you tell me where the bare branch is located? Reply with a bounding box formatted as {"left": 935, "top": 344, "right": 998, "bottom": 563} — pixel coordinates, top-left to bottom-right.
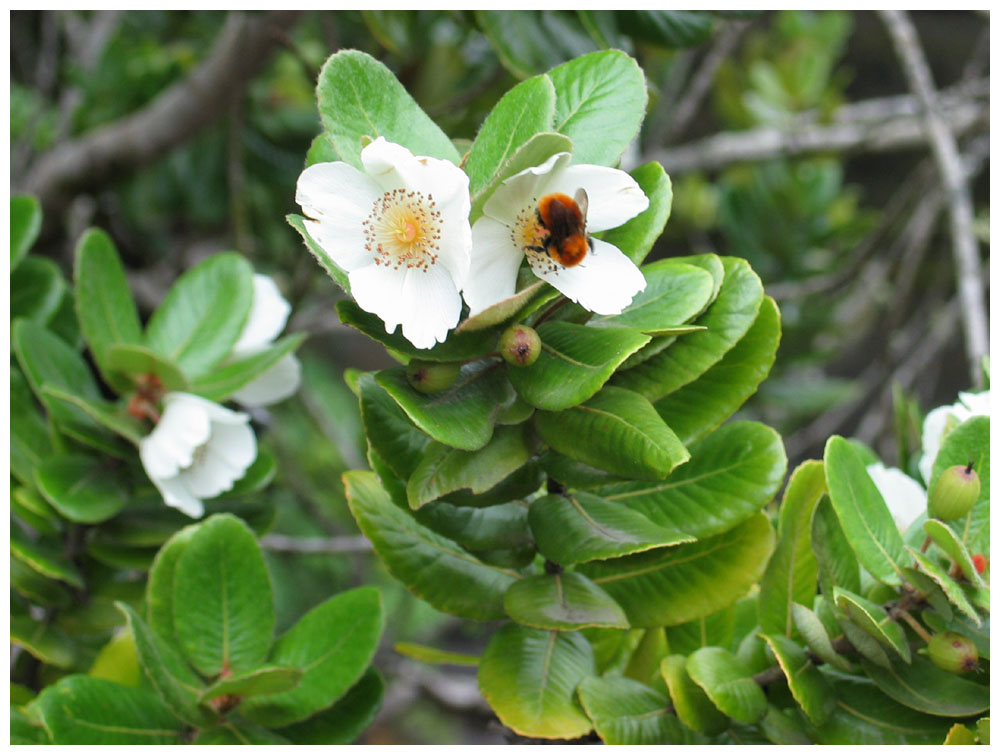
{"left": 22, "top": 10, "right": 302, "bottom": 216}
{"left": 260, "top": 534, "right": 373, "bottom": 554}
{"left": 879, "top": 10, "right": 988, "bottom": 387}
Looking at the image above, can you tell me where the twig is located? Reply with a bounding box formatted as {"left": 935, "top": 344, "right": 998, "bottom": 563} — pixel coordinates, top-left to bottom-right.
{"left": 22, "top": 10, "right": 302, "bottom": 217}
{"left": 879, "top": 10, "right": 988, "bottom": 387}
{"left": 259, "top": 534, "right": 373, "bottom": 554}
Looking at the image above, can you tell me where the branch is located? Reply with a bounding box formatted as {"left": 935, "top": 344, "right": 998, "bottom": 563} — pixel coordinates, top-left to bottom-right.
{"left": 879, "top": 10, "right": 988, "bottom": 387}
{"left": 22, "top": 10, "right": 302, "bottom": 216}
{"left": 646, "top": 79, "right": 988, "bottom": 174}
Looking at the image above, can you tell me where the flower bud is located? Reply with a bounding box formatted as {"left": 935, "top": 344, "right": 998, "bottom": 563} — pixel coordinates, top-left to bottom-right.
{"left": 499, "top": 324, "right": 541, "bottom": 367}
{"left": 929, "top": 463, "right": 980, "bottom": 521}
{"left": 927, "top": 631, "right": 979, "bottom": 674}
{"left": 972, "top": 554, "right": 988, "bottom": 575}
{"left": 406, "top": 359, "right": 461, "bottom": 394}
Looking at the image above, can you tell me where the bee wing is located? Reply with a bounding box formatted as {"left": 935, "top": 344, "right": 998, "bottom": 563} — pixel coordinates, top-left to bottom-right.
{"left": 573, "top": 188, "right": 589, "bottom": 225}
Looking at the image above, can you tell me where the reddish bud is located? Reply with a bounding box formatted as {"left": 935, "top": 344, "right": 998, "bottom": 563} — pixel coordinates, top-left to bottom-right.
{"left": 927, "top": 631, "right": 979, "bottom": 674}
{"left": 499, "top": 324, "right": 541, "bottom": 367}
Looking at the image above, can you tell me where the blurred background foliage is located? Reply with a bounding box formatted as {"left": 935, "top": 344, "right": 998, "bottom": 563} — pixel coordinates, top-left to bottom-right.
{"left": 10, "top": 9, "right": 989, "bottom": 744}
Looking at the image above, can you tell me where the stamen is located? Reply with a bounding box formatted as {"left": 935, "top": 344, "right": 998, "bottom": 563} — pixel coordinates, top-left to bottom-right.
{"left": 364, "top": 188, "right": 442, "bottom": 272}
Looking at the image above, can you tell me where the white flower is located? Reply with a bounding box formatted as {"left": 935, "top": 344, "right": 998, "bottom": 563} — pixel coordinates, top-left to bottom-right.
{"left": 866, "top": 462, "right": 927, "bottom": 533}
{"left": 229, "top": 274, "right": 301, "bottom": 407}
{"left": 140, "top": 393, "right": 257, "bottom": 518}
{"left": 296, "top": 137, "right": 472, "bottom": 349}
{"left": 918, "top": 389, "right": 990, "bottom": 483}
{"left": 463, "top": 152, "right": 649, "bottom": 317}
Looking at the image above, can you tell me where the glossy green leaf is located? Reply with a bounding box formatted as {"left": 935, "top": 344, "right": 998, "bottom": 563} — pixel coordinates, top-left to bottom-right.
{"left": 824, "top": 435, "right": 906, "bottom": 586}
{"left": 503, "top": 572, "right": 628, "bottom": 630}
{"left": 276, "top": 668, "right": 385, "bottom": 745}
{"left": 861, "top": 654, "right": 988, "bottom": 717}
{"left": 407, "top": 425, "right": 533, "bottom": 509}
{"left": 475, "top": 11, "right": 597, "bottom": 79}
{"left": 358, "top": 372, "right": 430, "bottom": 480}
{"left": 200, "top": 666, "right": 303, "bottom": 703}
{"left": 173, "top": 514, "right": 274, "bottom": 677}
{"left": 455, "top": 282, "right": 550, "bottom": 334}
{"left": 394, "top": 643, "right": 480, "bottom": 667}
{"left": 11, "top": 705, "right": 50, "bottom": 744}
{"left": 11, "top": 256, "right": 65, "bottom": 325}
{"left": 478, "top": 624, "right": 594, "bottom": 740}
{"left": 10, "top": 532, "right": 84, "bottom": 588}
{"left": 655, "top": 296, "right": 781, "bottom": 444}
{"left": 578, "top": 675, "right": 695, "bottom": 745}
{"left": 415, "top": 501, "right": 532, "bottom": 552}
{"left": 761, "top": 633, "right": 835, "bottom": 725}
{"left": 791, "top": 603, "right": 852, "bottom": 672}
{"left": 923, "top": 518, "right": 986, "bottom": 587}
{"left": 903, "top": 567, "right": 954, "bottom": 622}
{"left": 34, "top": 454, "right": 128, "bottom": 523}
{"left": 193, "top": 718, "right": 291, "bottom": 745}
{"left": 622, "top": 628, "right": 666, "bottom": 684}
{"left": 686, "top": 646, "right": 767, "bottom": 724}
{"left": 617, "top": 10, "right": 716, "bottom": 46}
{"left": 978, "top": 717, "right": 990, "bottom": 744}
{"left": 591, "top": 262, "right": 712, "bottom": 334}
{"left": 812, "top": 495, "right": 861, "bottom": 595}
{"left": 345, "top": 471, "right": 518, "bottom": 620}
{"left": 241, "top": 587, "right": 382, "bottom": 728}
{"left": 548, "top": 49, "right": 647, "bottom": 167}
{"left": 12, "top": 487, "right": 61, "bottom": 536}
{"left": 316, "top": 49, "right": 460, "bottom": 168}
{"left": 760, "top": 705, "right": 812, "bottom": 745}
{"left": 11, "top": 615, "right": 77, "bottom": 668}
{"left": 529, "top": 491, "right": 693, "bottom": 565}
{"left": 73, "top": 228, "right": 142, "bottom": 390}
{"left": 36, "top": 676, "right": 183, "bottom": 744}
{"left": 660, "top": 654, "right": 728, "bottom": 735}
{"left": 10, "top": 368, "right": 52, "bottom": 486}
{"left": 943, "top": 723, "right": 978, "bottom": 745}
{"left": 906, "top": 547, "right": 981, "bottom": 624}
{"left": 376, "top": 362, "right": 513, "bottom": 451}
{"left": 11, "top": 194, "right": 42, "bottom": 270}
{"left": 833, "top": 587, "right": 910, "bottom": 661}
{"left": 595, "top": 421, "right": 786, "bottom": 540}
{"left": 465, "top": 74, "right": 556, "bottom": 196}
{"left": 613, "top": 257, "right": 763, "bottom": 401}
{"left": 665, "top": 608, "right": 736, "bottom": 658}
{"left": 509, "top": 322, "right": 650, "bottom": 411}
{"left": 144, "top": 253, "right": 254, "bottom": 378}
{"left": 929, "top": 416, "right": 989, "bottom": 553}
{"left": 581, "top": 513, "right": 775, "bottom": 627}
{"left": 287, "top": 213, "right": 350, "bottom": 293}
{"left": 539, "top": 450, "right": 628, "bottom": 489}
{"left": 187, "top": 333, "right": 304, "bottom": 401}
{"left": 758, "top": 460, "right": 825, "bottom": 637}
{"left": 536, "top": 385, "right": 689, "bottom": 480}
{"left": 145, "top": 523, "right": 198, "bottom": 640}
{"left": 40, "top": 387, "right": 145, "bottom": 445}
{"left": 11, "top": 558, "right": 72, "bottom": 609}
{"left": 598, "top": 162, "right": 673, "bottom": 265}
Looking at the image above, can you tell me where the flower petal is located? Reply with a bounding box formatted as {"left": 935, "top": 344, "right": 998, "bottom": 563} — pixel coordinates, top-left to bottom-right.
{"left": 545, "top": 164, "right": 649, "bottom": 232}
{"left": 464, "top": 216, "right": 526, "bottom": 315}
{"left": 296, "top": 161, "right": 380, "bottom": 272}
{"left": 361, "top": 137, "right": 469, "bottom": 207}
{"left": 233, "top": 275, "right": 292, "bottom": 355}
{"left": 230, "top": 354, "right": 302, "bottom": 407}
{"left": 529, "top": 237, "right": 645, "bottom": 315}
{"left": 866, "top": 462, "right": 927, "bottom": 533}
{"left": 482, "top": 152, "right": 572, "bottom": 223}
{"left": 350, "top": 262, "right": 462, "bottom": 349}
{"left": 150, "top": 474, "right": 205, "bottom": 519}
{"left": 147, "top": 395, "right": 213, "bottom": 470}
{"left": 208, "top": 415, "right": 258, "bottom": 472}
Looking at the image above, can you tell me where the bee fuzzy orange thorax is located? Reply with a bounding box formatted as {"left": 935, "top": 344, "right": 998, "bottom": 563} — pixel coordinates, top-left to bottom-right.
{"left": 535, "top": 190, "right": 592, "bottom": 268}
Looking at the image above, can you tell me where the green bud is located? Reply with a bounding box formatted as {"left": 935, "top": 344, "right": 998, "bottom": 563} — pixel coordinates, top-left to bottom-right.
{"left": 929, "top": 463, "right": 980, "bottom": 521}
{"left": 927, "top": 631, "right": 979, "bottom": 674}
{"left": 499, "top": 324, "right": 541, "bottom": 367}
{"left": 406, "top": 360, "right": 461, "bottom": 394}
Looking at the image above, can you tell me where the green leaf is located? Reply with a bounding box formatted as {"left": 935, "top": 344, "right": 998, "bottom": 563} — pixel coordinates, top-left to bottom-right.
{"left": 923, "top": 519, "right": 986, "bottom": 587}
{"left": 475, "top": 11, "right": 598, "bottom": 80}
{"left": 305, "top": 132, "right": 339, "bottom": 166}
{"left": 241, "top": 587, "right": 382, "bottom": 728}
{"left": 760, "top": 704, "right": 812, "bottom": 745}
{"left": 760, "top": 633, "right": 835, "bottom": 725}
{"left": 11, "top": 615, "right": 77, "bottom": 668}
{"left": 10, "top": 368, "right": 52, "bottom": 485}
{"left": 345, "top": 471, "right": 518, "bottom": 620}
{"left": 73, "top": 228, "right": 142, "bottom": 390}
{"left": 581, "top": 513, "right": 775, "bottom": 627}
{"left": 758, "top": 460, "right": 825, "bottom": 637}
{"left": 535, "top": 385, "right": 689, "bottom": 480}
{"left": 978, "top": 717, "right": 990, "bottom": 745}
{"left": 539, "top": 450, "right": 628, "bottom": 489}
{"left": 478, "top": 623, "right": 594, "bottom": 740}
{"left": 276, "top": 668, "right": 385, "bottom": 745}
{"left": 188, "top": 333, "right": 305, "bottom": 401}
{"left": 11, "top": 705, "right": 51, "bottom": 744}
{"left": 548, "top": 49, "right": 647, "bottom": 167}
{"left": 104, "top": 344, "right": 189, "bottom": 392}
{"left": 616, "top": 10, "right": 715, "bottom": 46}
{"left": 665, "top": 608, "right": 735, "bottom": 657}
{"left": 11, "top": 194, "right": 42, "bottom": 270}
{"left": 509, "top": 322, "right": 650, "bottom": 411}
{"left": 115, "top": 602, "right": 210, "bottom": 727}
{"left": 10, "top": 532, "right": 84, "bottom": 588}
{"left": 824, "top": 435, "right": 906, "bottom": 586}
{"left": 590, "top": 261, "right": 713, "bottom": 333}
{"left": 622, "top": 627, "right": 667, "bottom": 685}
{"left": 598, "top": 162, "right": 673, "bottom": 265}
{"left": 376, "top": 362, "right": 514, "bottom": 451}
{"left": 465, "top": 74, "right": 556, "bottom": 196}
{"left": 407, "top": 425, "right": 533, "bottom": 509}
{"left": 660, "top": 654, "right": 728, "bottom": 735}
{"left": 11, "top": 256, "right": 65, "bottom": 325}
{"left": 145, "top": 523, "right": 199, "bottom": 640}
{"left": 200, "top": 666, "right": 303, "bottom": 703}
{"left": 903, "top": 567, "right": 954, "bottom": 622}
{"left": 394, "top": 643, "right": 480, "bottom": 667}
{"left": 144, "top": 252, "right": 254, "bottom": 377}
{"left": 791, "top": 603, "right": 852, "bottom": 673}
{"left": 861, "top": 654, "right": 989, "bottom": 718}
{"left": 34, "top": 454, "right": 128, "bottom": 523}
{"left": 11, "top": 558, "right": 73, "bottom": 609}
{"left": 929, "top": 416, "right": 989, "bottom": 553}
{"left": 686, "top": 646, "right": 767, "bottom": 724}
{"left": 455, "top": 281, "right": 549, "bottom": 334}
{"left": 654, "top": 296, "right": 781, "bottom": 444}
{"left": 316, "top": 49, "right": 459, "bottom": 168}
{"left": 287, "top": 213, "right": 350, "bottom": 293}
{"left": 529, "top": 491, "right": 693, "bottom": 565}
{"left": 613, "top": 257, "right": 763, "bottom": 401}
{"left": 36, "top": 676, "right": 183, "bottom": 744}
{"left": 906, "top": 547, "right": 981, "bottom": 624}
{"left": 943, "top": 723, "right": 978, "bottom": 745}
{"left": 40, "top": 387, "right": 145, "bottom": 444}
{"left": 503, "top": 572, "right": 629, "bottom": 630}
{"left": 359, "top": 372, "right": 430, "bottom": 480}
{"left": 193, "top": 717, "right": 291, "bottom": 744}
{"left": 833, "top": 587, "right": 910, "bottom": 661}
{"left": 595, "top": 421, "right": 786, "bottom": 541}
{"left": 172, "top": 514, "right": 274, "bottom": 677}
{"left": 812, "top": 495, "right": 861, "bottom": 595}
{"left": 415, "top": 501, "right": 532, "bottom": 552}
{"left": 578, "top": 675, "right": 694, "bottom": 745}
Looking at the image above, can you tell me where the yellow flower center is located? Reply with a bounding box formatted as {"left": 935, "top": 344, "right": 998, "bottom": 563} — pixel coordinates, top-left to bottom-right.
{"left": 364, "top": 189, "right": 442, "bottom": 272}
